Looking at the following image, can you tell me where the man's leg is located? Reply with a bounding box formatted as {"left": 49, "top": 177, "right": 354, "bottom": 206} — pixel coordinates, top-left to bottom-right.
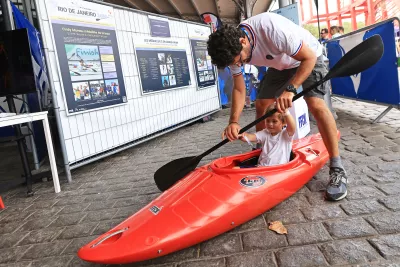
{"left": 305, "top": 96, "right": 347, "bottom": 201}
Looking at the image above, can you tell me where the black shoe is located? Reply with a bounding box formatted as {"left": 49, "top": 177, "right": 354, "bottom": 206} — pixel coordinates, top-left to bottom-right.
{"left": 325, "top": 167, "right": 348, "bottom": 201}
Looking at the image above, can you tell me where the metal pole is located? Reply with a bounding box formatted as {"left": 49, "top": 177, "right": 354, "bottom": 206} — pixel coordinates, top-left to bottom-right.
{"left": 33, "top": 0, "right": 72, "bottom": 182}
{"left": 314, "top": 0, "right": 321, "bottom": 42}
{"left": 22, "top": 0, "right": 34, "bottom": 23}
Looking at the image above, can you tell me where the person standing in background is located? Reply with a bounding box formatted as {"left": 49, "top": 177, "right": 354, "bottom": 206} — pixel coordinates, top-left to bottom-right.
{"left": 338, "top": 26, "right": 344, "bottom": 35}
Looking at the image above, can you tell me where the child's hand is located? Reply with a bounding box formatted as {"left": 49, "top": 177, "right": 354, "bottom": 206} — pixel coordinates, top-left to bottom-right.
{"left": 238, "top": 133, "right": 246, "bottom": 142}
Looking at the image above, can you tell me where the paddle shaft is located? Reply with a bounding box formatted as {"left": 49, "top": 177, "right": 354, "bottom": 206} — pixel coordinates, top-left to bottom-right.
{"left": 196, "top": 77, "right": 327, "bottom": 160}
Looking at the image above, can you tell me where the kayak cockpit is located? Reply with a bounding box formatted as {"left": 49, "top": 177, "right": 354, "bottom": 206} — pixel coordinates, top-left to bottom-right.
{"left": 209, "top": 149, "right": 301, "bottom": 174}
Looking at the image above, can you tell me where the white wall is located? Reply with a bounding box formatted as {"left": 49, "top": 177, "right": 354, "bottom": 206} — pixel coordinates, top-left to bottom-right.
{"left": 36, "top": 0, "right": 220, "bottom": 164}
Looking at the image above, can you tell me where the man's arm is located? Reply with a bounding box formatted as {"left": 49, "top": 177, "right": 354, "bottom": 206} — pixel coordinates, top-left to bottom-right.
{"left": 229, "top": 74, "right": 246, "bottom": 123}
{"left": 290, "top": 44, "right": 317, "bottom": 89}
{"left": 223, "top": 74, "right": 246, "bottom": 141}
{"left": 276, "top": 44, "right": 317, "bottom": 112}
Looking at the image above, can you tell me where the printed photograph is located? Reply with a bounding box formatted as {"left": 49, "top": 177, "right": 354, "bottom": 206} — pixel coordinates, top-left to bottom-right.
{"left": 169, "top": 75, "right": 176, "bottom": 86}
{"left": 105, "top": 79, "right": 120, "bottom": 96}
{"left": 89, "top": 80, "right": 107, "bottom": 100}
{"left": 204, "top": 71, "right": 210, "bottom": 81}
{"left": 167, "top": 64, "right": 174, "bottom": 75}
{"left": 166, "top": 54, "right": 173, "bottom": 64}
{"left": 195, "top": 50, "right": 207, "bottom": 71}
{"left": 68, "top": 60, "right": 103, "bottom": 81}
{"left": 199, "top": 72, "right": 205, "bottom": 82}
{"left": 72, "top": 81, "right": 92, "bottom": 102}
{"left": 158, "top": 53, "right": 165, "bottom": 63}
{"left": 162, "top": 76, "right": 169, "bottom": 88}
{"left": 160, "top": 64, "right": 168, "bottom": 75}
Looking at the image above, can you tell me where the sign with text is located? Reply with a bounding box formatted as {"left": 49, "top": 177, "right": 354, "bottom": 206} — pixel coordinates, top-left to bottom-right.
{"left": 187, "top": 24, "right": 216, "bottom": 89}
{"left": 134, "top": 37, "right": 191, "bottom": 94}
{"left": 149, "top": 15, "right": 171, "bottom": 37}
{"left": 46, "top": 0, "right": 127, "bottom": 115}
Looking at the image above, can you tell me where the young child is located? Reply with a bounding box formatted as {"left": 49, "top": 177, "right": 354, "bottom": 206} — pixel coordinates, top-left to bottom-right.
{"left": 239, "top": 105, "right": 296, "bottom": 167}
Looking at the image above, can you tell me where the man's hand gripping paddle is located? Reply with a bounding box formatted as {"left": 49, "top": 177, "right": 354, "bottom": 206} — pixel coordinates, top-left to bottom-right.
{"left": 154, "top": 35, "right": 384, "bottom": 192}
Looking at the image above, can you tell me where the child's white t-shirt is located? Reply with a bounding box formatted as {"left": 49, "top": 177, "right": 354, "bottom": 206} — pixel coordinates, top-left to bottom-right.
{"left": 255, "top": 128, "right": 293, "bottom": 166}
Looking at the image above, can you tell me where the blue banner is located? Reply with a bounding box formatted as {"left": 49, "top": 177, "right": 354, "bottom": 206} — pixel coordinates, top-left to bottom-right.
{"left": 326, "top": 21, "right": 400, "bottom": 106}
{"left": 11, "top": 2, "right": 47, "bottom": 160}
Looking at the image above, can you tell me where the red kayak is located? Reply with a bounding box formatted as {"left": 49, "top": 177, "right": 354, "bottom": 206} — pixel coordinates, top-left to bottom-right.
{"left": 78, "top": 131, "right": 336, "bottom": 264}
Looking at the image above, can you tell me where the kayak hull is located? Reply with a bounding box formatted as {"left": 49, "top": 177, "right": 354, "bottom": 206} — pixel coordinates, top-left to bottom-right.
{"left": 78, "top": 132, "right": 335, "bottom": 264}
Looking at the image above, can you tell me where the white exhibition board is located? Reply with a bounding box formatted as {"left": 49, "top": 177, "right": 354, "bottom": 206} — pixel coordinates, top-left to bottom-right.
{"left": 36, "top": 0, "right": 220, "bottom": 164}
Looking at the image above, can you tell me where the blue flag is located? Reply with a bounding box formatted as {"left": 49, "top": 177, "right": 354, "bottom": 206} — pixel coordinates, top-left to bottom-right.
{"left": 11, "top": 2, "right": 50, "bottom": 109}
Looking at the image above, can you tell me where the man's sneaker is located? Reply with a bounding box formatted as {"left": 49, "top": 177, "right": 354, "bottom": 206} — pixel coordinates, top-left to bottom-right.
{"left": 325, "top": 167, "right": 348, "bottom": 201}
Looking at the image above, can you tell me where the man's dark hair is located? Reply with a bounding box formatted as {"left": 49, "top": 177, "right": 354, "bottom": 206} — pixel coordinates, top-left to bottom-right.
{"left": 330, "top": 25, "right": 339, "bottom": 31}
{"left": 338, "top": 26, "right": 344, "bottom": 32}
{"left": 321, "top": 28, "right": 328, "bottom": 34}
{"left": 207, "top": 25, "right": 245, "bottom": 69}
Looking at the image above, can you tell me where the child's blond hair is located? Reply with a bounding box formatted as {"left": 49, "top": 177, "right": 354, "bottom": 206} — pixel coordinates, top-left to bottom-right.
{"left": 266, "top": 104, "right": 286, "bottom": 123}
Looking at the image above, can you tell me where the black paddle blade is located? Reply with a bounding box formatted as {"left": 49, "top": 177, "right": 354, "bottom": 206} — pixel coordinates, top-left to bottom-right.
{"left": 326, "top": 34, "right": 384, "bottom": 80}
{"left": 154, "top": 156, "right": 201, "bottom": 191}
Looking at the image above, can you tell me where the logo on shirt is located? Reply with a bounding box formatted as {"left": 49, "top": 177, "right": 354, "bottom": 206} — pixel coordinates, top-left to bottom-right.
{"left": 266, "top": 55, "right": 274, "bottom": 60}
{"left": 239, "top": 175, "right": 266, "bottom": 188}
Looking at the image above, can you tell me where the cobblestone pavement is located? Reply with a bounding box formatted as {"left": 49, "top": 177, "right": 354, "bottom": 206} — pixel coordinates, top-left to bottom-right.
{"left": 1, "top": 98, "right": 400, "bottom": 267}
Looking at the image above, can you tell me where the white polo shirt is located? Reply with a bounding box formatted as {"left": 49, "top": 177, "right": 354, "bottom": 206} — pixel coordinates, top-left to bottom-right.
{"left": 230, "top": 12, "right": 323, "bottom": 76}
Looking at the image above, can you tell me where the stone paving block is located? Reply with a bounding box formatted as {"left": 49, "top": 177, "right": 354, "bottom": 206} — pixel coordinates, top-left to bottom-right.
{"left": 319, "top": 239, "right": 381, "bottom": 265}
{"left": 381, "top": 154, "right": 400, "bottom": 162}
{"left": 305, "top": 192, "right": 346, "bottom": 206}
{"left": 149, "top": 246, "right": 199, "bottom": 266}
{"left": 346, "top": 186, "right": 385, "bottom": 200}
{"left": 67, "top": 255, "right": 105, "bottom": 267}
{"left": 271, "top": 194, "right": 310, "bottom": 211}
{"left": 230, "top": 215, "right": 266, "bottom": 233}
{"left": 323, "top": 218, "right": 377, "bottom": 239}
{"left": 364, "top": 137, "right": 397, "bottom": 147}
{"left": 62, "top": 236, "right": 97, "bottom": 255}
{"left": 225, "top": 251, "right": 276, "bottom": 267}
{"left": 365, "top": 212, "right": 400, "bottom": 234}
{"left": 91, "top": 219, "right": 122, "bottom": 236}
{"left": 241, "top": 229, "right": 287, "bottom": 251}
{"left": 341, "top": 199, "right": 388, "bottom": 216}
{"left": 378, "top": 196, "right": 400, "bottom": 211}
{"left": 368, "top": 234, "right": 400, "bottom": 259}
{"left": 0, "top": 210, "right": 36, "bottom": 224}
{"left": 31, "top": 255, "right": 73, "bottom": 267}
{"left": 199, "top": 234, "right": 241, "bottom": 257}
{"left": 0, "top": 232, "right": 29, "bottom": 249}
{"left": 81, "top": 209, "right": 118, "bottom": 223}
{"left": 301, "top": 205, "right": 347, "bottom": 221}
{"left": 385, "top": 133, "right": 400, "bottom": 140}
{"left": 53, "top": 196, "right": 87, "bottom": 206}
{"left": 286, "top": 223, "right": 331, "bottom": 245}
{"left": 369, "top": 172, "right": 400, "bottom": 184}
{"left": 354, "top": 261, "right": 400, "bottom": 267}
{"left": 0, "top": 262, "right": 32, "bottom": 267}
{"left": 276, "top": 245, "right": 328, "bottom": 267}
{"left": 360, "top": 131, "right": 384, "bottom": 138}
{"left": 265, "top": 209, "right": 306, "bottom": 225}
{"left": 21, "top": 239, "right": 72, "bottom": 260}
{"left": 25, "top": 207, "right": 63, "bottom": 221}
{"left": 85, "top": 200, "right": 118, "bottom": 212}
{"left": 19, "top": 228, "right": 63, "bottom": 246}
{"left": 57, "top": 203, "right": 91, "bottom": 215}
{"left": 369, "top": 163, "right": 400, "bottom": 172}
{"left": 377, "top": 183, "right": 400, "bottom": 195}
{"left": 57, "top": 222, "right": 99, "bottom": 240}
{"left": 18, "top": 218, "right": 56, "bottom": 232}
{"left": 29, "top": 199, "right": 60, "bottom": 209}
{"left": 389, "top": 145, "right": 400, "bottom": 152}
{"left": 48, "top": 213, "right": 86, "bottom": 227}
{"left": 177, "top": 258, "right": 225, "bottom": 267}
{"left": 362, "top": 148, "right": 391, "bottom": 157}
{"left": 112, "top": 205, "right": 143, "bottom": 221}
{"left": 0, "top": 246, "right": 31, "bottom": 264}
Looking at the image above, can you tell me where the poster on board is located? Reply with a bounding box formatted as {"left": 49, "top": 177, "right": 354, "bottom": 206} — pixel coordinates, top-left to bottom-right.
{"left": 46, "top": 0, "right": 127, "bottom": 115}
{"left": 149, "top": 15, "right": 171, "bottom": 37}
{"left": 187, "top": 24, "right": 216, "bottom": 89}
{"left": 134, "top": 36, "right": 191, "bottom": 94}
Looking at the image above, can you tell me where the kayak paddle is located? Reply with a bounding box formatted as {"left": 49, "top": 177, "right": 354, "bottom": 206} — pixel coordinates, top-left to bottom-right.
{"left": 154, "top": 34, "right": 384, "bottom": 192}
